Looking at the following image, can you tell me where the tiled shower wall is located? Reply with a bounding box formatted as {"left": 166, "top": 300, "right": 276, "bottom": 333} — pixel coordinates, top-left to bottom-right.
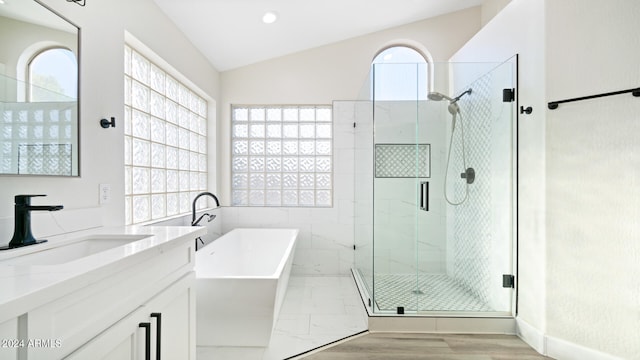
{"left": 446, "top": 73, "right": 494, "bottom": 305}
{"left": 370, "top": 100, "right": 448, "bottom": 275}
{"left": 447, "top": 64, "right": 513, "bottom": 312}
{"left": 351, "top": 98, "right": 450, "bottom": 280}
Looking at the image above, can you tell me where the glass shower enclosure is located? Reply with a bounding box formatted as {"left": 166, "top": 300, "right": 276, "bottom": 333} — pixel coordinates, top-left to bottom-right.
{"left": 352, "top": 58, "right": 517, "bottom": 315}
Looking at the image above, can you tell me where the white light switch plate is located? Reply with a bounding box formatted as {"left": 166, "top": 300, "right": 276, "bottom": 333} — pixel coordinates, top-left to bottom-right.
{"left": 99, "top": 184, "right": 111, "bottom": 204}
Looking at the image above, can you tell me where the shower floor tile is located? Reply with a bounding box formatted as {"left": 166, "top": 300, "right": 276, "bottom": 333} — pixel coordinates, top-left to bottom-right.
{"left": 197, "top": 275, "right": 368, "bottom": 360}
{"left": 371, "top": 274, "right": 493, "bottom": 312}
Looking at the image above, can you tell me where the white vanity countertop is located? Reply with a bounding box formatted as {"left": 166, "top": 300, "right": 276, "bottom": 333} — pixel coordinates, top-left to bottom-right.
{"left": 0, "top": 225, "right": 205, "bottom": 322}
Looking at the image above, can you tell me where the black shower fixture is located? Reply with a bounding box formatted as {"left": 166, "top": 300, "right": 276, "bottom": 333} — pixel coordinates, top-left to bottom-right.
{"left": 452, "top": 88, "right": 472, "bottom": 102}
{"left": 428, "top": 88, "right": 472, "bottom": 103}
{"left": 461, "top": 168, "right": 475, "bottom": 184}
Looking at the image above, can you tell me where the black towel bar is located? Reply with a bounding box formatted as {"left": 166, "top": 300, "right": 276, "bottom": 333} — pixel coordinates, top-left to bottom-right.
{"left": 548, "top": 87, "right": 640, "bottom": 110}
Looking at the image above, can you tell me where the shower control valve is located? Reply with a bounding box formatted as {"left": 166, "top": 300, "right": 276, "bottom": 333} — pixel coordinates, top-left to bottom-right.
{"left": 461, "top": 167, "right": 475, "bottom": 184}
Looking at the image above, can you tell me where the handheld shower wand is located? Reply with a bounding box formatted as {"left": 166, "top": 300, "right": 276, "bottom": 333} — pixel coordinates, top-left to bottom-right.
{"left": 428, "top": 88, "right": 474, "bottom": 205}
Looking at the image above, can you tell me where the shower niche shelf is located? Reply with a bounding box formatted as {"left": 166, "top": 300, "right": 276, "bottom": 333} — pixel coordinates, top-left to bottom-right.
{"left": 374, "top": 143, "right": 430, "bottom": 178}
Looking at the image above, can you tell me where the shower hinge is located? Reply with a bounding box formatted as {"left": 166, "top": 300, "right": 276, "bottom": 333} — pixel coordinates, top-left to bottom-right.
{"left": 353, "top": 122, "right": 356, "bottom": 128}
{"left": 502, "top": 274, "right": 515, "bottom": 288}
{"left": 503, "top": 88, "right": 515, "bottom": 102}
{"left": 353, "top": 244, "right": 356, "bottom": 250}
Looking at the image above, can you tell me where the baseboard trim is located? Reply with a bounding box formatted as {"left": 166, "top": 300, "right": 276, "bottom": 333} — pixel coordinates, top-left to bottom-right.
{"left": 516, "top": 318, "right": 623, "bottom": 360}
{"left": 546, "top": 335, "right": 623, "bottom": 360}
{"left": 515, "top": 318, "right": 546, "bottom": 354}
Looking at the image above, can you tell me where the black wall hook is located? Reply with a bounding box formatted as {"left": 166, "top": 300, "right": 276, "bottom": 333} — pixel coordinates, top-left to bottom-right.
{"left": 520, "top": 106, "right": 533, "bottom": 115}
{"left": 100, "top": 117, "right": 116, "bottom": 128}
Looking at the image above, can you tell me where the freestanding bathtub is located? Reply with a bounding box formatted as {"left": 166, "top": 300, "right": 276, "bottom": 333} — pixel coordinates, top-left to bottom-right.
{"left": 195, "top": 228, "right": 298, "bottom": 347}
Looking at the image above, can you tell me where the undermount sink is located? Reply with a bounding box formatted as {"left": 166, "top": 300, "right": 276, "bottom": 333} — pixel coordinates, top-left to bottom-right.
{"left": 2, "top": 234, "right": 152, "bottom": 266}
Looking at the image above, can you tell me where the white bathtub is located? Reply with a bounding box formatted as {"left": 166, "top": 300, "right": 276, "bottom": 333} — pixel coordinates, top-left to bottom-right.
{"left": 195, "top": 228, "right": 298, "bottom": 347}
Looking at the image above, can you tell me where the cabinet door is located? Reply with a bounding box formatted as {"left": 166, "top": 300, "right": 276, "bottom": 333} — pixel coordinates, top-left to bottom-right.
{"left": 0, "top": 317, "right": 19, "bottom": 360}
{"left": 145, "top": 272, "right": 196, "bottom": 360}
{"left": 63, "top": 307, "right": 149, "bottom": 360}
{"left": 65, "top": 273, "right": 195, "bottom": 360}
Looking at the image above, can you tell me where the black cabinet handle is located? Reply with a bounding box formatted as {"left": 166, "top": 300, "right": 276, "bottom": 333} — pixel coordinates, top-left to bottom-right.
{"left": 150, "top": 313, "right": 162, "bottom": 360}
{"left": 139, "top": 322, "right": 151, "bottom": 360}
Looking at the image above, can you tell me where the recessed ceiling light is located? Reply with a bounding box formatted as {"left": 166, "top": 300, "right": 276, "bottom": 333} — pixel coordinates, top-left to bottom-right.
{"left": 262, "top": 11, "right": 278, "bottom": 24}
{"left": 0, "top": 1, "right": 6, "bottom": 5}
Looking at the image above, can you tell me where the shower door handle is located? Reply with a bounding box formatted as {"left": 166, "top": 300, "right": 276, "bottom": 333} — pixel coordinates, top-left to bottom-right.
{"left": 419, "top": 181, "right": 429, "bottom": 211}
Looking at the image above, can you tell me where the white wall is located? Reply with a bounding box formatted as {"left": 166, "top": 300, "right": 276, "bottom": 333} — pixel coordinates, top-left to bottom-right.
{"left": 545, "top": 1, "right": 640, "bottom": 358}
{"left": 218, "top": 7, "right": 483, "bottom": 276}
{"left": 454, "top": 0, "right": 640, "bottom": 358}
{"left": 0, "top": 0, "right": 219, "bottom": 244}
{"left": 480, "top": 0, "right": 513, "bottom": 26}
{"left": 451, "top": 0, "right": 547, "bottom": 342}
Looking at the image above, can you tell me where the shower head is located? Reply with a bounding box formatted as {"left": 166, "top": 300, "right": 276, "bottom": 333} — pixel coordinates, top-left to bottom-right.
{"left": 429, "top": 88, "right": 472, "bottom": 116}
{"left": 427, "top": 92, "right": 453, "bottom": 102}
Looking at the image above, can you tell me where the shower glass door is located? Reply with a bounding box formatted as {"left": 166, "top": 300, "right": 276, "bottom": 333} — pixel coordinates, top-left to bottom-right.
{"left": 415, "top": 59, "right": 516, "bottom": 313}
{"left": 354, "top": 58, "right": 516, "bottom": 315}
{"left": 371, "top": 61, "right": 426, "bottom": 312}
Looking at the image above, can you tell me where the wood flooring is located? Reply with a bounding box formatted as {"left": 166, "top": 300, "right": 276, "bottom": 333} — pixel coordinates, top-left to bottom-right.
{"left": 298, "top": 333, "right": 554, "bottom": 360}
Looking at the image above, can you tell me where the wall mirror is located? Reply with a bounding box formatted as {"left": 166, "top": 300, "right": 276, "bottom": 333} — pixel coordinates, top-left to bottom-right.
{"left": 0, "top": 0, "right": 79, "bottom": 176}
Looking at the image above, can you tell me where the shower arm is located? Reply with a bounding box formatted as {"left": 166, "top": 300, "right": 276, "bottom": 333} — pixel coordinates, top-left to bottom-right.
{"left": 452, "top": 88, "right": 472, "bottom": 102}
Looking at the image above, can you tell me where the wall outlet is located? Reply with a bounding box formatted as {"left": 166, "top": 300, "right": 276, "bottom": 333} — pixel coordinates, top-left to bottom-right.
{"left": 99, "top": 184, "right": 111, "bottom": 204}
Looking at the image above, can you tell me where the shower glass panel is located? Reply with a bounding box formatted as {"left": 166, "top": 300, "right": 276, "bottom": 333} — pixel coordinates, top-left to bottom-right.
{"left": 371, "top": 62, "right": 425, "bottom": 312}
{"left": 353, "top": 59, "right": 516, "bottom": 315}
{"left": 353, "top": 75, "right": 374, "bottom": 298}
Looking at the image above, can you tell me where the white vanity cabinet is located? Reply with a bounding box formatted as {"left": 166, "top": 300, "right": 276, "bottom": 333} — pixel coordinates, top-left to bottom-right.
{"left": 2, "top": 229, "right": 201, "bottom": 360}
{"left": 0, "top": 318, "right": 19, "bottom": 360}
{"left": 64, "top": 273, "right": 195, "bottom": 360}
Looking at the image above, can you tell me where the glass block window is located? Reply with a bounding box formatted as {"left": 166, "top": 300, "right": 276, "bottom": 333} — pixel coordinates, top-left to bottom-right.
{"left": 124, "top": 45, "right": 208, "bottom": 224}
{"left": 231, "top": 105, "right": 332, "bottom": 207}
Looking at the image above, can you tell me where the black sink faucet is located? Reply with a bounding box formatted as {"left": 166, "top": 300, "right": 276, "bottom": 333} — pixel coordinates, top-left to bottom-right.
{"left": 2, "top": 194, "right": 63, "bottom": 250}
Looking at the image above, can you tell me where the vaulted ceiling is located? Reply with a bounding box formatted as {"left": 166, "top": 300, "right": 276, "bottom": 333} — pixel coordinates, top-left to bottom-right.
{"left": 152, "top": 0, "right": 484, "bottom": 71}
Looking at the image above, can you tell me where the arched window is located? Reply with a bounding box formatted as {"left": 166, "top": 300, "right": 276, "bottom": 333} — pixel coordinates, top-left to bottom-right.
{"left": 28, "top": 47, "right": 77, "bottom": 102}
{"left": 371, "top": 46, "right": 428, "bottom": 101}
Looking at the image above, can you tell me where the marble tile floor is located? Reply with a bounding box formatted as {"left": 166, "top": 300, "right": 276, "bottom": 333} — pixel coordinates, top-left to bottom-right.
{"left": 197, "top": 275, "right": 369, "bottom": 360}
{"left": 296, "top": 332, "right": 554, "bottom": 360}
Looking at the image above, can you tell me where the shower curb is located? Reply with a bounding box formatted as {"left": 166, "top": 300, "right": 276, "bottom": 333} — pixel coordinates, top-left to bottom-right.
{"left": 351, "top": 269, "right": 516, "bottom": 335}
{"left": 368, "top": 315, "right": 516, "bottom": 334}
